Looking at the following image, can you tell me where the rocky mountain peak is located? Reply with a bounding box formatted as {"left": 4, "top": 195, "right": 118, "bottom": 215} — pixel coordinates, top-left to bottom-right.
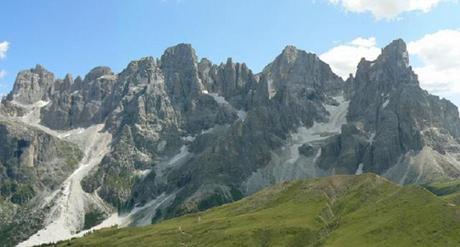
{"left": 63, "top": 73, "right": 73, "bottom": 82}
{"left": 267, "top": 45, "right": 330, "bottom": 77}
{"left": 161, "top": 43, "right": 197, "bottom": 66}
{"left": 83, "top": 66, "right": 114, "bottom": 82}
{"left": 52, "top": 73, "right": 74, "bottom": 93}
{"left": 199, "top": 57, "right": 212, "bottom": 67}
{"left": 260, "top": 46, "right": 342, "bottom": 101}
{"left": 160, "top": 43, "right": 204, "bottom": 106}
{"left": 225, "top": 57, "right": 234, "bottom": 66}
{"left": 7, "top": 64, "right": 55, "bottom": 104}
{"left": 4, "top": 40, "right": 460, "bottom": 247}
{"left": 354, "top": 38, "right": 417, "bottom": 91}
{"left": 356, "top": 39, "right": 410, "bottom": 70}
{"left": 279, "top": 45, "right": 301, "bottom": 64}
{"left": 31, "top": 64, "right": 50, "bottom": 74}
{"left": 381, "top": 39, "right": 409, "bottom": 66}
{"left": 123, "top": 56, "right": 159, "bottom": 78}
{"left": 332, "top": 38, "right": 460, "bottom": 183}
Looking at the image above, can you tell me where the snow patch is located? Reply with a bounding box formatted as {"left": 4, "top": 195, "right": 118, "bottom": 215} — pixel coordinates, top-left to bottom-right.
{"left": 128, "top": 193, "right": 176, "bottom": 226}
{"left": 72, "top": 150, "right": 184, "bottom": 235}
{"left": 18, "top": 125, "right": 112, "bottom": 247}
{"left": 157, "top": 140, "right": 167, "bottom": 152}
{"left": 168, "top": 145, "right": 189, "bottom": 166}
{"left": 201, "top": 126, "right": 216, "bottom": 135}
{"left": 207, "top": 92, "right": 227, "bottom": 105}
{"left": 382, "top": 99, "right": 390, "bottom": 109}
{"left": 203, "top": 90, "right": 247, "bottom": 121}
{"left": 182, "top": 135, "right": 195, "bottom": 142}
{"left": 98, "top": 75, "right": 117, "bottom": 80}
{"left": 243, "top": 96, "right": 350, "bottom": 194}
{"left": 135, "top": 169, "right": 152, "bottom": 178}
{"left": 313, "top": 148, "right": 322, "bottom": 164}
{"left": 355, "top": 163, "right": 364, "bottom": 175}
{"left": 237, "top": 110, "right": 247, "bottom": 121}
{"left": 13, "top": 100, "right": 50, "bottom": 125}
{"left": 180, "top": 125, "right": 222, "bottom": 143}
{"left": 368, "top": 133, "right": 376, "bottom": 144}
{"left": 267, "top": 78, "right": 276, "bottom": 99}
{"left": 150, "top": 144, "right": 192, "bottom": 185}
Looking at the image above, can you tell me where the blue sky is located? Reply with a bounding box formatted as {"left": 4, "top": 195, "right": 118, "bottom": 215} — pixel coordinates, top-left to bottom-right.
{"left": 1, "top": 0, "right": 460, "bottom": 105}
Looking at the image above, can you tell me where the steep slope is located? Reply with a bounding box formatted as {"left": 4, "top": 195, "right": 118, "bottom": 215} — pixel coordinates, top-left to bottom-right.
{"left": 18, "top": 124, "right": 112, "bottom": 247}
{"left": 2, "top": 39, "right": 460, "bottom": 245}
{"left": 50, "top": 174, "right": 460, "bottom": 247}
{"left": 0, "top": 96, "right": 113, "bottom": 246}
{"left": 424, "top": 179, "right": 460, "bottom": 205}
{"left": 0, "top": 44, "right": 259, "bottom": 245}
{"left": 0, "top": 118, "right": 83, "bottom": 246}
{"left": 318, "top": 40, "right": 460, "bottom": 183}
{"left": 156, "top": 45, "right": 345, "bottom": 218}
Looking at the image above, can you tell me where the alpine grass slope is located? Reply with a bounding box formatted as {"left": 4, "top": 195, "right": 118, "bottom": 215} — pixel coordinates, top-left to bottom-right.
{"left": 49, "top": 174, "right": 460, "bottom": 247}
{"left": 1, "top": 39, "right": 460, "bottom": 246}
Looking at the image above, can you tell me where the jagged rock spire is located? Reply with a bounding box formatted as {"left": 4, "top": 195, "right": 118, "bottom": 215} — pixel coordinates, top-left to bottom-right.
{"left": 381, "top": 39, "right": 410, "bottom": 68}
{"left": 7, "top": 64, "right": 55, "bottom": 104}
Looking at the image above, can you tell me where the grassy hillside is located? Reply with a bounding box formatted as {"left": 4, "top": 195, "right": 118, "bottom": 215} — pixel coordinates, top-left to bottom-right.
{"left": 49, "top": 174, "right": 460, "bottom": 247}
{"left": 424, "top": 179, "right": 460, "bottom": 205}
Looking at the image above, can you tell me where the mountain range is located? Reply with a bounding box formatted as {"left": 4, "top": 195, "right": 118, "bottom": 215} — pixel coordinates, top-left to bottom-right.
{"left": 1, "top": 39, "right": 460, "bottom": 246}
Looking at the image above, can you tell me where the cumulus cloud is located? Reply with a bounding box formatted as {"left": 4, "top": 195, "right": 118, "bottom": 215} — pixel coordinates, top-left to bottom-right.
{"left": 0, "top": 41, "right": 9, "bottom": 91}
{"left": 0, "top": 41, "right": 9, "bottom": 59}
{"left": 329, "top": 0, "right": 443, "bottom": 20}
{"left": 408, "top": 29, "right": 460, "bottom": 95}
{"left": 321, "top": 31, "right": 460, "bottom": 106}
{"left": 320, "top": 37, "right": 380, "bottom": 79}
{"left": 0, "top": 70, "right": 5, "bottom": 93}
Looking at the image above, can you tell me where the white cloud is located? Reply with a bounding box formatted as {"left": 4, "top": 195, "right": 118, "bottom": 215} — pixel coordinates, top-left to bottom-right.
{"left": 0, "top": 41, "right": 8, "bottom": 87}
{"left": 0, "top": 41, "right": 9, "bottom": 59}
{"left": 350, "top": 37, "right": 377, "bottom": 47}
{"left": 408, "top": 29, "right": 460, "bottom": 95}
{"left": 329, "top": 0, "right": 443, "bottom": 20}
{"left": 320, "top": 37, "right": 380, "bottom": 79}
{"left": 321, "top": 32, "right": 460, "bottom": 107}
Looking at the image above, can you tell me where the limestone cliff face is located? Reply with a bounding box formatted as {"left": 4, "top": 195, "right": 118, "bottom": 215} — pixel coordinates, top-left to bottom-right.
{"left": 0, "top": 119, "right": 82, "bottom": 201}
{"left": 2, "top": 40, "right": 460, "bottom": 245}
{"left": 40, "top": 66, "right": 117, "bottom": 129}
{"left": 0, "top": 119, "right": 82, "bottom": 245}
{"left": 198, "top": 57, "right": 258, "bottom": 110}
{"left": 7, "top": 65, "right": 54, "bottom": 105}
{"left": 318, "top": 40, "right": 460, "bottom": 183}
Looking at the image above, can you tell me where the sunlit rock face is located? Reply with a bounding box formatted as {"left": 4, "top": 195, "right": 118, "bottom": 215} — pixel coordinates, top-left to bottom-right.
{"left": 2, "top": 40, "right": 460, "bottom": 246}
{"left": 319, "top": 39, "right": 460, "bottom": 183}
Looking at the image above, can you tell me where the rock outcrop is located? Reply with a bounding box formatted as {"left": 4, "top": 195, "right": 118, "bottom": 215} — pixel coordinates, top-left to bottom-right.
{"left": 317, "top": 40, "right": 460, "bottom": 184}
{"left": 40, "top": 67, "right": 117, "bottom": 129}
{"left": 2, "top": 40, "right": 460, "bottom": 246}
{"left": 0, "top": 119, "right": 82, "bottom": 246}
{"left": 7, "top": 65, "right": 54, "bottom": 105}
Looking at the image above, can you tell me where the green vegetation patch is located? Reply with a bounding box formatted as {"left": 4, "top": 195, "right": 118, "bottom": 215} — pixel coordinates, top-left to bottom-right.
{"left": 50, "top": 174, "right": 460, "bottom": 247}
{"left": 424, "top": 179, "right": 460, "bottom": 205}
